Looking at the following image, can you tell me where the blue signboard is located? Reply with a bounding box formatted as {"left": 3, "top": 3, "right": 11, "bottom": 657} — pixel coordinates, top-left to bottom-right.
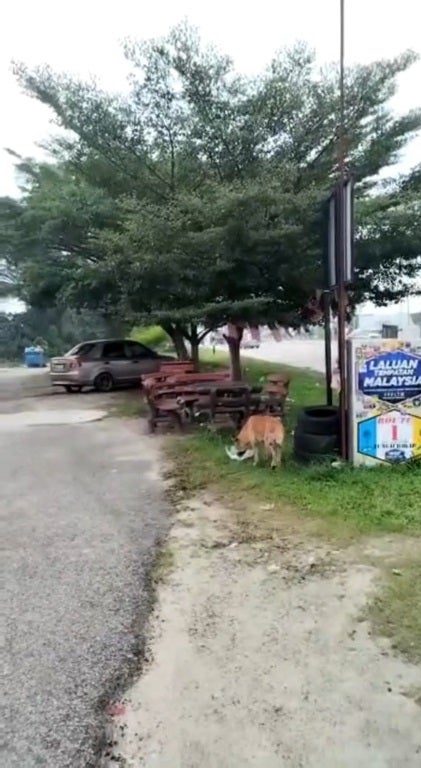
{"left": 358, "top": 349, "right": 421, "bottom": 404}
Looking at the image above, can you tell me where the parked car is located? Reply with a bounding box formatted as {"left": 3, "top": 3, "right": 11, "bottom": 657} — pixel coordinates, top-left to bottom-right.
{"left": 49, "top": 339, "right": 174, "bottom": 393}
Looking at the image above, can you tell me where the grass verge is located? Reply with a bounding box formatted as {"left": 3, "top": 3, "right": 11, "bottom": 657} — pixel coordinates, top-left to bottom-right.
{"left": 169, "top": 351, "right": 421, "bottom": 538}
{"left": 168, "top": 349, "right": 421, "bottom": 662}
{"left": 367, "top": 560, "right": 421, "bottom": 665}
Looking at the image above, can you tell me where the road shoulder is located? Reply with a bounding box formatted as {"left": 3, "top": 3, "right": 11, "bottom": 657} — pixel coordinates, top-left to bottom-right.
{"left": 105, "top": 493, "right": 421, "bottom": 767}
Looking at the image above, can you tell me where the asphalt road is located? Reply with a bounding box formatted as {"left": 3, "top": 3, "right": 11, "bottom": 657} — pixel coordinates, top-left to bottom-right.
{"left": 225, "top": 338, "right": 335, "bottom": 372}
{"left": 242, "top": 338, "right": 332, "bottom": 371}
{"left": 2, "top": 370, "right": 169, "bottom": 767}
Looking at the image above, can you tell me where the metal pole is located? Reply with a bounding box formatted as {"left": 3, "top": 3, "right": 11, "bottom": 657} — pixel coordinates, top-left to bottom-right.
{"left": 323, "top": 291, "right": 333, "bottom": 406}
{"left": 337, "top": 0, "right": 348, "bottom": 459}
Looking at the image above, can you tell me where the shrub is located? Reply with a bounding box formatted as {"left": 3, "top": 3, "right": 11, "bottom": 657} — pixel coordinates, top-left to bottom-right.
{"left": 130, "top": 325, "right": 169, "bottom": 348}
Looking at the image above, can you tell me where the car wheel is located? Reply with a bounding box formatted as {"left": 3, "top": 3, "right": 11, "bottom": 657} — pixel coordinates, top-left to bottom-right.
{"left": 64, "top": 385, "right": 82, "bottom": 393}
{"left": 94, "top": 372, "right": 114, "bottom": 393}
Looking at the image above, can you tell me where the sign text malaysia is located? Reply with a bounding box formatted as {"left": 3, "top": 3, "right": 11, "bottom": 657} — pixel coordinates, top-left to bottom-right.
{"left": 358, "top": 349, "right": 421, "bottom": 403}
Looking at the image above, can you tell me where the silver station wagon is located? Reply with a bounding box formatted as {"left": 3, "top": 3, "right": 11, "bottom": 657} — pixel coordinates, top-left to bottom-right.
{"left": 49, "top": 338, "right": 174, "bottom": 393}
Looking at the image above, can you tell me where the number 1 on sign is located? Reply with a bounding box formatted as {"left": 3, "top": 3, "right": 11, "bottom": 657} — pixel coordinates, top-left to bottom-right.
{"left": 392, "top": 425, "right": 398, "bottom": 442}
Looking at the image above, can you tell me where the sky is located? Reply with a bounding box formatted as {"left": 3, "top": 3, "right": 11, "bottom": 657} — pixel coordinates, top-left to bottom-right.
{"left": 1, "top": 0, "right": 420, "bottom": 312}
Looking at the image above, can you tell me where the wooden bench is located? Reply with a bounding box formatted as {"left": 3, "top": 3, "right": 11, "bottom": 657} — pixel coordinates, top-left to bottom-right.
{"left": 208, "top": 383, "right": 253, "bottom": 427}
{"left": 159, "top": 360, "right": 195, "bottom": 375}
{"left": 146, "top": 384, "right": 201, "bottom": 433}
{"left": 262, "top": 373, "right": 291, "bottom": 417}
{"left": 165, "top": 371, "right": 231, "bottom": 387}
{"left": 142, "top": 360, "right": 195, "bottom": 391}
{"left": 143, "top": 368, "right": 230, "bottom": 393}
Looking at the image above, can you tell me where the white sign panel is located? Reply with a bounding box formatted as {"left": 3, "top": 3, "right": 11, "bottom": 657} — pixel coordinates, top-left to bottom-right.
{"left": 348, "top": 338, "right": 421, "bottom": 466}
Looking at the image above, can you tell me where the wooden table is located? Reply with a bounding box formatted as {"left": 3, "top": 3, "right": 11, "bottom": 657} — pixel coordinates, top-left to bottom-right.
{"left": 187, "top": 382, "right": 263, "bottom": 426}
{"left": 148, "top": 380, "right": 265, "bottom": 431}
{"left": 147, "top": 387, "right": 201, "bottom": 433}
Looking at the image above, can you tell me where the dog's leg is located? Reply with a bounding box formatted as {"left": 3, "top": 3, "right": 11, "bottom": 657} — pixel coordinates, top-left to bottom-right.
{"left": 253, "top": 443, "right": 259, "bottom": 466}
{"left": 275, "top": 445, "right": 282, "bottom": 467}
{"left": 269, "top": 443, "right": 277, "bottom": 469}
{"left": 269, "top": 442, "right": 282, "bottom": 469}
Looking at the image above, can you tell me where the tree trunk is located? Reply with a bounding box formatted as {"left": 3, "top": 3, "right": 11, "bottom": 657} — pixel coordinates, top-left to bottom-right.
{"left": 164, "top": 323, "right": 189, "bottom": 359}
{"left": 225, "top": 326, "right": 243, "bottom": 380}
{"left": 189, "top": 324, "right": 200, "bottom": 371}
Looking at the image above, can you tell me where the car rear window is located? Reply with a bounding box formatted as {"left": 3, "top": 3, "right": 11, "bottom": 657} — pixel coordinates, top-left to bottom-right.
{"left": 102, "top": 341, "right": 127, "bottom": 359}
{"left": 125, "top": 341, "right": 156, "bottom": 359}
{"left": 65, "top": 343, "right": 95, "bottom": 357}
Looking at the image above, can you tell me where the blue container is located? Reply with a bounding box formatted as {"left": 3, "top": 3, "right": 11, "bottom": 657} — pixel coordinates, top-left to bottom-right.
{"left": 24, "top": 346, "right": 45, "bottom": 368}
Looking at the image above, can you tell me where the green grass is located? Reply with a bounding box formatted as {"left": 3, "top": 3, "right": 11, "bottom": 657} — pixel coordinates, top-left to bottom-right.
{"left": 130, "top": 325, "right": 169, "bottom": 348}
{"left": 169, "top": 351, "right": 421, "bottom": 537}
{"left": 368, "top": 561, "right": 421, "bottom": 665}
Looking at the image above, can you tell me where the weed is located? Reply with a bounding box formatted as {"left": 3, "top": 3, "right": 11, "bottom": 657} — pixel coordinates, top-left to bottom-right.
{"left": 367, "top": 560, "right": 421, "bottom": 664}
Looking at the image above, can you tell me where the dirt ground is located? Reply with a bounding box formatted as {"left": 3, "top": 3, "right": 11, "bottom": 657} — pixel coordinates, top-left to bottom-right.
{"left": 105, "top": 493, "right": 421, "bottom": 768}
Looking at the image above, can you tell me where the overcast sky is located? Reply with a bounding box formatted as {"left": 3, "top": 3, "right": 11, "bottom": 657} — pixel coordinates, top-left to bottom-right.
{"left": 1, "top": 0, "right": 420, "bottom": 312}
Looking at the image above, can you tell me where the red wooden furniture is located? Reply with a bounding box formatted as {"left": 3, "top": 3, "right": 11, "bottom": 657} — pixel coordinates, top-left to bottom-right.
{"left": 146, "top": 385, "right": 200, "bottom": 433}
{"left": 261, "top": 373, "right": 291, "bottom": 417}
{"left": 165, "top": 371, "right": 231, "bottom": 386}
{"left": 144, "top": 363, "right": 273, "bottom": 431}
{"left": 159, "top": 360, "right": 195, "bottom": 375}
{"left": 142, "top": 360, "right": 195, "bottom": 391}
{"left": 207, "top": 382, "right": 256, "bottom": 427}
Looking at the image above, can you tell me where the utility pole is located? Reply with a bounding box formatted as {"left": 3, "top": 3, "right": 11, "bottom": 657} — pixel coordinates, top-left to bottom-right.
{"left": 336, "top": 0, "right": 348, "bottom": 460}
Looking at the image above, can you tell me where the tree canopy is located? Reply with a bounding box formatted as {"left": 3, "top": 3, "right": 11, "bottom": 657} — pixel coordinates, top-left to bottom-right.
{"left": 2, "top": 24, "right": 420, "bottom": 374}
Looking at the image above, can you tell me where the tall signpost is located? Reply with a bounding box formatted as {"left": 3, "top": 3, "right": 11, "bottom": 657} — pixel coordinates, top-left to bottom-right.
{"left": 325, "top": 0, "right": 354, "bottom": 460}
{"left": 337, "top": 0, "right": 348, "bottom": 460}
{"left": 326, "top": 1, "right": 421, "bottom": 468}
{"left": 326, "top": 176, "right": 354, "bottom": 456}
{"left": 322, "top": 290, "right": 333, "bottom": 407}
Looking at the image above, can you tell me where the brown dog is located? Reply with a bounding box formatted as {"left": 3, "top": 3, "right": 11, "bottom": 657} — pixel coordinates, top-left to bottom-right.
{"left": 225, "top": 414, "right": 285, "bottom": 468}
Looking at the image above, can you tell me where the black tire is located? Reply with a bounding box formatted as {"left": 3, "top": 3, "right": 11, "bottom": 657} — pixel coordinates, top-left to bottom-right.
{"left": 294, "top": 431, "right": 339, "bottom": 455}
{"left": 296, "top": 405, "right": 339, "bottom": 436}
{"left": 94, "top": 372, "right": 114, "bottom": 393}
{"left": 64, "top": 385, "right": 82, "bottom": 394}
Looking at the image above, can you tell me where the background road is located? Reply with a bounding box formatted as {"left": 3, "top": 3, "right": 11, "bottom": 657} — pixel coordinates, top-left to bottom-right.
{"left": 242, "top": 338, "right": 332, "bottom": 371}
{"left": 2, "top": 370, "right": 169, "bottom": 767}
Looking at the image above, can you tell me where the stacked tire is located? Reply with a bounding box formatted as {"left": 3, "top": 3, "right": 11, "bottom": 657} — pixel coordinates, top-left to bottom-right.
{"left": 294, "top": 406, "right": 340, "bottom": 463}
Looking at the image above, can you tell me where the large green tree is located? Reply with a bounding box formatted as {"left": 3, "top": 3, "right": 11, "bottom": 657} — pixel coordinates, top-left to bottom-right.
{"left": 4, "top": 24, "right": 421, "bottom": 376}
